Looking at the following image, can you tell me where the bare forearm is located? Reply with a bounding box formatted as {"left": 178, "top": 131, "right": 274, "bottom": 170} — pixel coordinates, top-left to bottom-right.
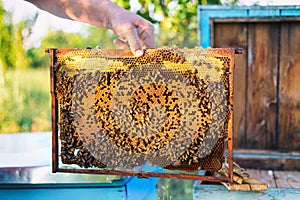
{"left": 25, "top": 0, "right": 155, "bottom": 55}
{"left": 24, "top": 0, "right": 118, "bottom": 29}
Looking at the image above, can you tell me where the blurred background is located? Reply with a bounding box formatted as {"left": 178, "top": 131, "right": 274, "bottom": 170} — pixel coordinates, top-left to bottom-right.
{"left": 0, "top": 0, "right": 299, "bottom": 199}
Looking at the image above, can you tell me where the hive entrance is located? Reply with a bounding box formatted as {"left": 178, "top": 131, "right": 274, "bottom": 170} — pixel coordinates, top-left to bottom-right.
{"left": 50, "top": 47, "right": 238, "bottom": 181}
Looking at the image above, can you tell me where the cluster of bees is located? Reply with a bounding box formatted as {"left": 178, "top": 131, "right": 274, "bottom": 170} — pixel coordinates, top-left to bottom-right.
{"left": 55, "top": 47, "right": 232, "bottom": 171}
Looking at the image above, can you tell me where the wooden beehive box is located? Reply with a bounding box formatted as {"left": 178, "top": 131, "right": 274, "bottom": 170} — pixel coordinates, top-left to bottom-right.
{"left": 198, "top": 5, "right": 300, "bottom": 170}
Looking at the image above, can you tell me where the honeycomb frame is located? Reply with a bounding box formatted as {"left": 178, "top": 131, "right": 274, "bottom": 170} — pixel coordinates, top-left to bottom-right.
{"left": 48, "top": 47, "right": 241, "bottom": 182}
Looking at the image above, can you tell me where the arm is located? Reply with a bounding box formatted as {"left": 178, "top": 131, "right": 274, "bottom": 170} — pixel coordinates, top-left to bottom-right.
{"left": 25, "top": 0, "right": 155, "bottom": 56}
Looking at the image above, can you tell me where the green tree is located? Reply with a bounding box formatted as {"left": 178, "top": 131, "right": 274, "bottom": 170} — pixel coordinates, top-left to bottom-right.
{"left": 27, "top": 29, "right": 89, "bottom": 69}
{"left": 0, "top": 0, "right": 15, "bottom": 69}
{"left": 13, "top": 16, "right": 37, "bottom": 70}
{"left": 26, "top": 26, "right": 117, "bottom": 69}
{"left": 0, "top": 1, "right": 37, "bottom": 70}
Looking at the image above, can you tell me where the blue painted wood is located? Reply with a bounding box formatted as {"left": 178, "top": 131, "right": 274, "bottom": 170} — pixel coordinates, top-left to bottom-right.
{"left": 248, "top": 8, "right": 280, "bottom": 16}
{"left": 281, "top": 9, "right": 300, "bottom": 16}
{"left": 0, "top": 187, "right": 126, "bottom": 200}
{"left": 126, "top": 163, "right": 161, "bottom": 200}
{"left": 197, "top": 5, "right": 300, "bottom": 47}
{"left": 0, "top": 173, "right": 158, "bottom": 200}
{"left": 232, "top": 151, "right": 300, "bottom": 160}
{"left": 126, "top": 176, "right": 159, "bottom": 200}
{"left": 193, "top": 184, "right": 300, "bottom": 200}
{"left": 197, "top": 7, "right": 247, "bottom": 48}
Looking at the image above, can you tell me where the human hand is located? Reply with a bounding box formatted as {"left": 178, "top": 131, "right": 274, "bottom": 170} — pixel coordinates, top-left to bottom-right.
{"left": 106, "top": 2, "right": 155, "bottom": 56}
{"left": 25, "top": 0, "right": 155, "bottom": 56}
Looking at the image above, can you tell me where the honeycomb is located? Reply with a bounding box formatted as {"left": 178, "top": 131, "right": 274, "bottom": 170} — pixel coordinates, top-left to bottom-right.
{"left": 54, "top": 47, "right": 233, "bottom": 172}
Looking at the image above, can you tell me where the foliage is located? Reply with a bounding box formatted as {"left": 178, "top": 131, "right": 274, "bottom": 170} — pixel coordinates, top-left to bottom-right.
{"left": 0, "top": 1, "right": 37, "bottom": 70}
{"left": 0, "top": 0, "right": 14, "bottom": 69}
{"left": 0, "top": 69, "right": 51, "bottom": 133}
{"left": 27, "top": 26, "right": 117, "bottom": 69}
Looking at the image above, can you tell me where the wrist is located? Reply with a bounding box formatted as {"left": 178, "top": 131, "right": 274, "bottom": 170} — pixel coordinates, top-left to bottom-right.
{"left": 100, "top": 0, "right": 126, "bottom": 29}
{"left": 60, "top": 0, "right": 120, "bottom": 29}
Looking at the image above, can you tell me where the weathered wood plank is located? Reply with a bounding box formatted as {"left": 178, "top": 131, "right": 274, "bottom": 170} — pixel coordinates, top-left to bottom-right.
{"left": 278, "top": 22, "right": 300, "bottom": 150}
{"left": 232, "top": 149, "right": 300, "bottom": 170}
{"left": 274, "top": 170, "right": 300, "bottom": 189}
{"left": 212, "top": 17, "right": 300, "bottom": 23}
{"left": 210, "top": 18, "right": 300, "bottom": 151}
{"left": 235, "top": 157, "right": 300, "bottom": 171}
{"left": 193, "top": 185, "right": 300, "bottom": 200}
{"left": 212, "top": 23, "right": 248, "bottom": 148}
{"left": 246, "top": 169, "right": 277, "bottom": 188}
{"left": 243, "top": 178, "right": 268, "bottom": 190}
{"left": 246, "top": 23, "right": 279, "bottom": 149}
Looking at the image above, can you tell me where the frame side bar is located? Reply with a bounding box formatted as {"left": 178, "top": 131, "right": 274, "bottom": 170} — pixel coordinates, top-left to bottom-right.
{"left": 48, "top": 48, "right": 59, "bottom": 173}
{"left": 227, "top": 48, "right": 239, "bottom": 184}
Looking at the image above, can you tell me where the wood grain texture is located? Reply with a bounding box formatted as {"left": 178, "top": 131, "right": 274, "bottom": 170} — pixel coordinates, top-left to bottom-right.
{"left": 212, "top": 23, "right": 248, "bottom": 148}
{"left": 278, "top": 22, "right": 300, "bottom": 150}
{"left": 246, "top": 169, "right": 277, "bottom": 188}
{"left": 194, "top": 185, "right": 300, "bottom": 200}
{"left": 233, "top": 149, "right": 300, "bottom": 170}
{"left": 211, "top": 19, "right": 300, "bottom": 152}
{"left": 274, "top": 170, "right": 300, "bottom": 188}
{"left": 246, "top": 23, "right": 279, "bottom": 149}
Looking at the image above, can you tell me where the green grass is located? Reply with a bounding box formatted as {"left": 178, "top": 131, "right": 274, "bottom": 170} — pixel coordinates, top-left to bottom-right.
{"left": 157, "top": 178, "right": 194, "bottom": 200}
{"left": 0, "top": 69, "right": 51, "bottom": 133}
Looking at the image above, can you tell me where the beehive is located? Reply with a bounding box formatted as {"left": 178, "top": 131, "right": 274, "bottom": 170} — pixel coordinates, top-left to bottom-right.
{"left": 49, "top": 47, "right": 239, "bottom": 181}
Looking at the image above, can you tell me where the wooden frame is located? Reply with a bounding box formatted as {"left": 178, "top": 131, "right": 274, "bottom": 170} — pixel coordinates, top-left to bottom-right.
{"left": 46, "top": 47, "right": 241, "bottom": 183}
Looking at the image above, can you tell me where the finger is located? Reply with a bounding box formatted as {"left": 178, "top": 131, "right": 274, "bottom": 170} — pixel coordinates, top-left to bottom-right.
{"left": 121, "top": 27, "right": 143, "bottom": 56}
{"left": 138, "top": 27, "right": 155, "bottom": 49}
{"left": 113, "top": 38, "right": 130, "bottom": 50}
